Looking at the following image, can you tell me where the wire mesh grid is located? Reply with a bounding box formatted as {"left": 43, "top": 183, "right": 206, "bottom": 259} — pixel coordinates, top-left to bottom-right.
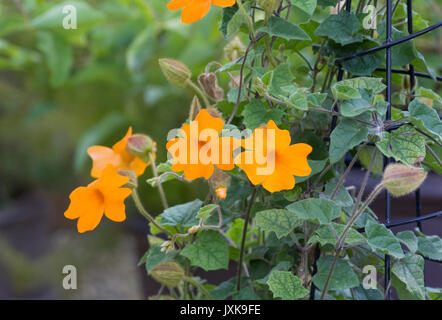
{"left": 309, "top": 0, "right": 442, "bottom": 300}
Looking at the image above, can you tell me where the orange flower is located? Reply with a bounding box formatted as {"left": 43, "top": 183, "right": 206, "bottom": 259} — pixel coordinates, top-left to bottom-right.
{"left": 166, "top": 109, "right": 240, "bottom": 181}
{"left": 87, "top": 127, "right": 150, "bottom": 178}
{"left": 234, "top": 120, "right": 312, "bottom": 193}
{"left": 167, "top": 0, "right": 236, "bottom": 24}
{"left": 64, "top": 165, "right": 132, "bottom": 233}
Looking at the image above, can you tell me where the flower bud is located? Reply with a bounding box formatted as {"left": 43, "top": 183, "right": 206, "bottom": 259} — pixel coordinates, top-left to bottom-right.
{"left": 382, "top": 164, "right": 427, "bottom": 197}
{"left": 160, "top": 240, "right": 175, "bottom": 253}
{"left": 224, "top": 36, "right": 246, "bottom": 62}
{"left": 117, "top": 169, "right": 138, "bottom": 189}
{"left": 158, "top": 58, "right": 191, "bottom": 88}
{"left": 198, "top": 72, "right": 224, "bottom": 101}
{"left": 151, "top": 261, "right": 185, "bottom": 287}
{"left": 189, "top": 96, "right": 202, "bottom": 121}
{"left": 215, "top": 186, "right": 227, "bottom": 200}
{"left": 258, "top": 0, "right": 280, "bottom": 18}
{"left": 126, "top": 134, "right": 156, "bottom": 162}
{"left": 206, "top": 106, "right": 222, "bottom": 119}
{"left": 188, "top": 225, "right": 201, "bottom": 234}
{"left": 210, "top": 169, "right": 231, "bottom": 200}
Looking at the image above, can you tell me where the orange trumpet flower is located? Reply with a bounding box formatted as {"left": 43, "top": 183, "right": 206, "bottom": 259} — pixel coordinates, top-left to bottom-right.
{"left": 166, "top": 109, "right": 240, "bottom": 181}
{"left": 234, "top": 120, "right": 312, "bottom": 193}
{"left": 64, "top": 165, "right": 132, "bottom": 233}
{"left": 87, "top": 127, "right": 150, "bottom": 178}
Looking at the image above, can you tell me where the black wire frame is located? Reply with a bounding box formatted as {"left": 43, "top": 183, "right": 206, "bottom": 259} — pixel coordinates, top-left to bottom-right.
{"left": 310, "top": 0, "right": 442, "bottom": 300}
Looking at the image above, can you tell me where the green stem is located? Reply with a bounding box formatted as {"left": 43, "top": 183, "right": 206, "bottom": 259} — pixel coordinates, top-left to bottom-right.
{"left": 186, "top": 80, "right": 210, "bottom": 107}
{"left": 183, "top": 276, "right": 213, "bottom": 299}
{"left": 236, "top": 187, "right": 257, "bottom": 291}
{"left": 131, "top": 189, "right": 172, "bottom": 236}
{"left": 149, "top": 153, "right": 168, "bottom": 209}
{"left": 237, "top": 0, "right": 255, "bottom": 41}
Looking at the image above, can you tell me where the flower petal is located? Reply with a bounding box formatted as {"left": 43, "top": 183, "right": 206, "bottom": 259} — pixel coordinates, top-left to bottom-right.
{"left": 181, "top": 1, "right": 211, "bottom": 24}
{"left": 104, "top": 188, "right": 132, "bottom": 222}
{"left": 234, "top": 151, "right": 267, "bottom": 186}
{"left": 167, "top": 0, "right": 189, "bottom": 10}
{"left": 97, "top": 164, "right": 130, "bottom": 190}
{"left": 262, "top": 166, "right": 295, "bottom": 193}
{"left": 112, "top": 127, "right": 133, "bottom": 154}
{"left": 278, "top": 143, "right": 312, "bottom": 177}
{"left": 87, "top": 146, "right": 119, "bottom": 178}
{"left": 212, "top": 0, "right": 235, "bottom": 7}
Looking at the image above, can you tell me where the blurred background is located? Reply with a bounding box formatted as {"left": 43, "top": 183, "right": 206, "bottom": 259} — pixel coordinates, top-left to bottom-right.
{"left": 0, "top": 0, "right": 440, "bottom": 299}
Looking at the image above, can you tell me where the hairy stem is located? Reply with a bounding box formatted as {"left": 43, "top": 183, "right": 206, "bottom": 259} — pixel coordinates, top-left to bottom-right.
{"left": 149, "top": 153, "right": 168, "bottom": 209}
{"left": 236, "top": 188, "right": 257, "bottom": 291}
{"left": 131, "top": 189, "right": 172, "bottom": 236}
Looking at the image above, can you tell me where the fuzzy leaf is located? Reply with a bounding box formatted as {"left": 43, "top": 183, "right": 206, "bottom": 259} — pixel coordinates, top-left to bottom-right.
{"left": 180, "top": 230, "right": 229, "bottom": 271}
{"left": 267, "top": 271, "right": 308, "bottom": 300}
{"left": 365, "top": 220, "right": 404, "bottom": 259}
{"left": 315, "top": 11, "right": 361, "bottom": 45}
{"left": 159, "top": 199, "right": 202, "bottom": 228}
{"left": 312, "top": 256, "right": 359, "bottom": 291}
{"left": 286, "top": 198, "right": 341, "bottom": 224}
{"left": 376, "top": 125, "right": 426, "bottom": 166}
{"left": 260, "top": 16, "right": 311, "bottom": 41}
{"left": 255, "top": 209, "right": 302, "bottom": 239}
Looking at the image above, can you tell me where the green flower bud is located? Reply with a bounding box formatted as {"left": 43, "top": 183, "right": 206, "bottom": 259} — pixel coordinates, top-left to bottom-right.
{"left": 151, "top": 261, "right": 185, "bottom": 287}
{"left": 159, "top": 58, "right": 191, "bottom": 88}
{"left": 258, "top": 0, "right": 280, "bottom": 18}
{"left": 224, "top": 36, "right": 246, "bottom": 62}
{"left": 382, "top": 164, "right": 427, "bottom": 197}
{"left": 126, "top": 134, "right": 155, "bottom": 162}
{"left": 189, "top": 96, "right": 202, "bottom": 121}
{"left": 117, "top": 169, "right": 138, "bottom": 189}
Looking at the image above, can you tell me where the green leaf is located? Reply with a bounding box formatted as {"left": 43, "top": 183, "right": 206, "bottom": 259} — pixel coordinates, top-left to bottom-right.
{"left": 307, "top": 93, "right": 328, "bottom": 107}
{"left": 288, "top": 93, "right": 308, "bottom": 111}
{"left": 286, "top": 198, "right": 341, "bottom": 224}
{"left": 377, "top": 23, "right": 417, "bottom": 66}
{"left": 180, "top": 230, "right": 229, "bottom": 271}
{"left": 331, "top": 84, "right": 361, "bottom": 100}
{"left": 409, "top": 99, "right": 442, "bottom": 144}
{"left": 255, "top": 209, "right": 302, "bottom": 239}
{"left": 376, "top": 125, "right": 426, "bottom": 166}
{"left": 268, "top": 63, "right": 295, "bottom": 98}
{"left": 309, "top": 222, "right": 366, "bottom": 247}
{"left": 358, "top": 145, "right": 384, "bottom": 175}
{"left": 396, "top": 230, "right": 418, "bottom": 253}
{"left": 392, "top": 253, "right": 425, "bottom": 300}
{"left": 259, "top": 16, "right": 311, "bottom": 41}
{"left": 329, "top": 118, "right": 369, "bottom": 164}
{"left": 332, "top": 77, "right": 386, "bottom": 97}
{"left": 324, "top": 181, "right": 354, "bottom": 207}
{"left": 233, "top": 287, "right": 261, "bottom": 300}
{"left": 267, "top": 271, "right": 308, "bottom": 300}
{"left": 36, "top": 31, "right": 72, "bottom": 88}
{"left": 365, "top": 220, "right": 404, "bottom": 259}
{"left": 220, "top": 5, "right": 238, "bottom": 38}
{"left": 334, "top": 40, "right": 383, "bottom": 76}
{"left": 340, "top": 89, "right": 372, "bottom": 117}
{"left": 292, "top": 0, "right": 317, "bottom": 16}
{"left": 256, "top": 261, "right": 291, "bottom": 284}
{"left": 242, "top": 98, "right": 284, "bottom": 129}
{"left": 312, "top": 256, "right": 359, "bottom": 291}
{"left": 159, "top": 199, "right": 202, "bottom": 228}
{"left": 417, "top": 234, "right": 442, "bottom": 261}
{"left": 197, "top": 204, "right": 219, "bottom": 222}
{"left": 145, "top": 245, "right": 175, "bottom": 273}
{"left": 315, "top": 11, "right": 361, "bottom": 45}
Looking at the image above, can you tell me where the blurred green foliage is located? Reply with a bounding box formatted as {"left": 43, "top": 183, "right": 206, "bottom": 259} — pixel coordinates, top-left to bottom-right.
{"left": 0, "top": 0, "right": 230, "bottom": 210}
